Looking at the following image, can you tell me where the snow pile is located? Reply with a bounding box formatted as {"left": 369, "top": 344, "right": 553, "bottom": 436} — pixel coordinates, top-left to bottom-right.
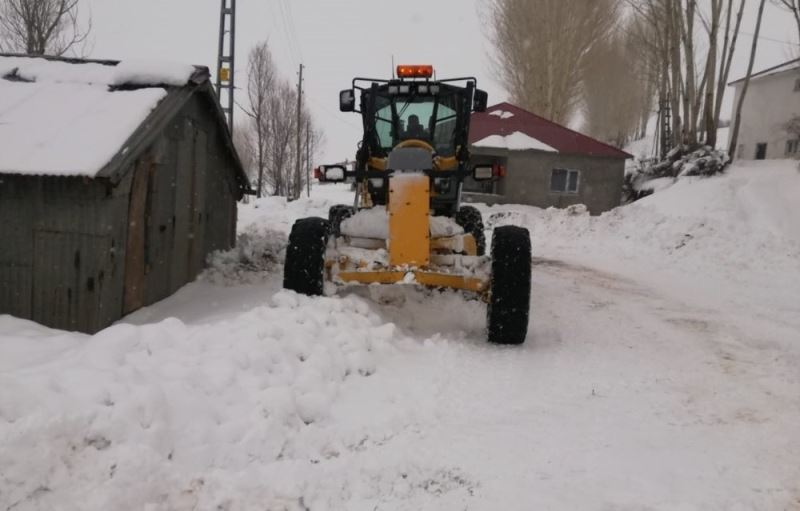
{"left": 485, "top": 161, "right": 800, "bottom": 298}
{"left": 341, "top": 207, "right": 389, "bottom": 238}
{"left": 429, "top": 216, "right": 464, "bottom": 237}
{"left": 473, "top": 131, "right": 558, "bottom": 152}
{"left": 0, "top": 55, "right": 198, "bottom": 177}
{"left": 0, "top": 292, "right": 398, "bottom": 509}
{"left": 625, "top": 146, "right": 729, "bottom": 202}
{"left": 203, "top": 226, "right": 288, "bottom": 285}
{"left": 340, "top": 209, "right": 465, "bottom": 239}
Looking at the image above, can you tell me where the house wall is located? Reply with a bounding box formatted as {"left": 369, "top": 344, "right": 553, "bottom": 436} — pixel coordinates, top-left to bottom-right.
{"left": 463, "top": 149, "right": 625, "bottom": 214}
{"left": 731, "top": 69, "right": 800, "bottom": 160}
{"left": 0, "top": 93, "right": 240, "bottom": 334}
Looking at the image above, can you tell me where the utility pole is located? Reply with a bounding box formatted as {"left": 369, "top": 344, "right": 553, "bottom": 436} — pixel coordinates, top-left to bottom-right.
{"left": 216, "top": 0, "right": 236, "bottom": 134}
{"left": 295, "top": 63, "right": 304, "bottom": 200}
{"left": 306, "top": 121, "right": 311, "bottom": 198}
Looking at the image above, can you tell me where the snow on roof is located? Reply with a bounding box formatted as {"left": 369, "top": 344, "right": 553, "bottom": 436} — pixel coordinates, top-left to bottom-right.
{"left": 471, "top": 103, "right": 632, "bottom": 159}
{"left": 0, "top": 55, "right": 197, "bottom": 177}
{"left": 473, "top": 131, "right": 559, "bottom": 152}
{"left": 489, "top": 110, "right": 514, "bottom": 120}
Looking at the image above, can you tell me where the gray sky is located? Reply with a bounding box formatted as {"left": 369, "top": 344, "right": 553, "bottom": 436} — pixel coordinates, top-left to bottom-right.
{"left": 85, "top": 0, "right": 798, "bottom": 162}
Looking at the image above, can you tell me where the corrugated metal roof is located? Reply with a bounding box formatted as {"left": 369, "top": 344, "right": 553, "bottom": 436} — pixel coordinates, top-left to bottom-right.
{"left": 470, "top": 102, "right": 633, "bottom": 159}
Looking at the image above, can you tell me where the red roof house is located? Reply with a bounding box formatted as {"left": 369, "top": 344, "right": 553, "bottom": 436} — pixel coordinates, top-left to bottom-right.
{"left": 463, "top": 102, "right": 630, "bottom": 214}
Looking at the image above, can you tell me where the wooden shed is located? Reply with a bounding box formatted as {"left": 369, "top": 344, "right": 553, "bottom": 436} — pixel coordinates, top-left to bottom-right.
{"left": 0, "top": 54, "right": 250, "bottom": 333}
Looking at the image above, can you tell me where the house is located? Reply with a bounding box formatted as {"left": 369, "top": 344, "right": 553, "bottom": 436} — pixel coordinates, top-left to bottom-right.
{"left": 0, "top": 54, "right": 250, "bottom": 334}
{"left": 729, "top": 58, "right": 800, "bottom": 160}
{"left": 463, "top": 102, "right": 632, "bottom": 214}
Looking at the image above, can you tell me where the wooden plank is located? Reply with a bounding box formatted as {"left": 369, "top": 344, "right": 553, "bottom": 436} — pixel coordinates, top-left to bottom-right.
{"left": 170, "top": 119, "right": 194, "bottom": 293}
{"left": 189, "top": 126, "right": 207, "bottom": 277}
{"left": 123, "top": 159, "right": 149, "bottom": 315}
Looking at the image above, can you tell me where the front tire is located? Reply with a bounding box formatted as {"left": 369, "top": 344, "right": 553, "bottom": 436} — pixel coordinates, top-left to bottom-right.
{"left": 283, "top": 217, "right": 329, "bottom": 296}
{"left": 487, "top": 226, "right": 532, "bottom": 344}
{"left": 328, "top": 205, "right": 355, "bottom": 237}
{"left": 456, "top": 206, "right": 486, "bottom": 256}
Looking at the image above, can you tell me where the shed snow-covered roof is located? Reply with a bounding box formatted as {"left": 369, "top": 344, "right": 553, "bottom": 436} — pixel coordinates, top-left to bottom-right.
{"left": 0, "top": 55, "right": 198, "bottom": 177}
{"left": 470, "top": 102, "right": 632, "bottom": 159}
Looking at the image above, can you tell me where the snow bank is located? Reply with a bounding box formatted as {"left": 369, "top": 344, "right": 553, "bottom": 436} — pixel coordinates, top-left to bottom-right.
{"left": 473, "top": 131, "right": 558, "bottom": 152}
{"left": 0, "top": 292, "right": 397, "bottom": 510}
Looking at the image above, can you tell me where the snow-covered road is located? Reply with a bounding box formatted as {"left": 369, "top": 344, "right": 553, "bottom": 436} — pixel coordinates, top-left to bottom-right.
{"left": 2, "top": 163, "right": 799, "bottom": 510}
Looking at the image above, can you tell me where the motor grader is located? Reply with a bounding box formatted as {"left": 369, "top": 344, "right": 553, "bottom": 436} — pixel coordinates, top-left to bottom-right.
{"left": 283, "top": 65, "right": 531, "bottom": 344}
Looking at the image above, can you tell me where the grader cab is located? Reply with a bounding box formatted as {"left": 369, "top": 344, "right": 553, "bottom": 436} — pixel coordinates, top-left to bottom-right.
{"left": 283, "top": 65, "right": 532, "bottom": 344}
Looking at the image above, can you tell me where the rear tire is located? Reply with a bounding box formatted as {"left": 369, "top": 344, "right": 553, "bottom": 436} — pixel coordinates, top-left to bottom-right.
{"left": 455, "top": 206, "right": 486, "bottom": 256}
{"left": 283, "top": 217, "right": 329, "bottom": 296}
{"left": 328, "top": 205, "right": 355, "bottom": 237}
{"left": 487, "top": 226, "right": 531, "bottom": 344}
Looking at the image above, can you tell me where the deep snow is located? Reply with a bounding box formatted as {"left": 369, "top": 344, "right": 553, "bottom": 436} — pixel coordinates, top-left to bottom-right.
{"left": 1, "top": 165, "right": 799, "bottom": 510}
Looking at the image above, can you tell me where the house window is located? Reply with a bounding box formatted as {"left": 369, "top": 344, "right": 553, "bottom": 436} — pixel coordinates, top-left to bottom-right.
{"left": 755, "top": 143, "right": 767, "bottom": 160}
{"left": 787, "top": 139, "right": 800, "bottom": 155}
{"left": 550, "top": 168, "right": 580, "bottom": 194}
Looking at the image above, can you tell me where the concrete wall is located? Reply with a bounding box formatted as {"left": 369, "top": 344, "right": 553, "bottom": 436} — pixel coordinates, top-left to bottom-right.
{"left": 730, "top": 69, "right": 800, "bottom": 160}
{"left": 463, "top": 149, "right": 625, "bottom": 215}
{"left": 0, "top": 92, "right": 240, "bottom": 333}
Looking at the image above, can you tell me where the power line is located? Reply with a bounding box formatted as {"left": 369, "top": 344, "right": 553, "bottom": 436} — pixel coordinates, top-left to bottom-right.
{"left": 276, "top": 0, "right": 301, "bottom": 66}
{"left": 739, "top": 30, "right": 800, "bottom": 47}
{"left": 306, "top": 95, "right": 361, "bottom": 129}
{"left": 282, "top": 0, "right": 304, "bottom": 62}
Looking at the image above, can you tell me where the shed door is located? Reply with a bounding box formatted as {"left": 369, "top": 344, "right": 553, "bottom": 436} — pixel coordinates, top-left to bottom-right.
{"left": 124, "top": 158, "right": 153, "bottom": 315}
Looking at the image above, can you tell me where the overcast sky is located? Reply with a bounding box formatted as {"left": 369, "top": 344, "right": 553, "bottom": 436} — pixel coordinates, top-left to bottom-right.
{"left": 85, "top": 0, "right": 799, "bottom": 162}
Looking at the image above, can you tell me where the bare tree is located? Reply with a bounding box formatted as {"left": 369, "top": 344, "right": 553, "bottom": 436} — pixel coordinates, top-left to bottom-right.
{"left": 771, "top": 0, "right": 800, "bottom": 48}
{"left": 729, "top": 0, "right": 768, "bottom": 160}
{"left": 241, "top": 41, "right": 325, "bottom": 198}
{"left": 242, "top": 41, "right": 276, "bottom": 198}
{"left": 628, "top": 0, "right": 745, "bottom": 152}
{"left": 0, "top": 0, "right": 90, "bottom": 55}
{"left": 487, "top": 0, "right": 620, "bottom": 124}
{"left": 583, "top": 27, "right": 654, "bottom": 148}
{"left": 714, "top": 0, "right": 746, "bottom": 130}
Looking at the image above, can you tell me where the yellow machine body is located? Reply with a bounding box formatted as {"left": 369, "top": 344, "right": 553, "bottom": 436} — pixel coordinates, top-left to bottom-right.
{"left": 388, "top": 174, "right": 430, "bottom": 267}
{"left": 327, "top": 172, "right": 490, "bottom": 295}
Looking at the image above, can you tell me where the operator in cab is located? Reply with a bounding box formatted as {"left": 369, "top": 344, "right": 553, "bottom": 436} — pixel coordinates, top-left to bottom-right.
{"left": 404, "top": 114, "right": 428, "bottom": 139}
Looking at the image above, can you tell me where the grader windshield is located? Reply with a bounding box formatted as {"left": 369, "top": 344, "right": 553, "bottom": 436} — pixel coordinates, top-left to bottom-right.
{"left": 366, "top": 84, "right": 466, "bottom": 158}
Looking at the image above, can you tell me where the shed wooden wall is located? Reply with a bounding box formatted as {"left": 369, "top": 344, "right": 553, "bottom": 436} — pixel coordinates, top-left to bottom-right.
{"left": 0, "top": 92, "right": 240, "bottom": 333}
{"left": 0, "top": 175, "right": 130, "bottom": 331}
